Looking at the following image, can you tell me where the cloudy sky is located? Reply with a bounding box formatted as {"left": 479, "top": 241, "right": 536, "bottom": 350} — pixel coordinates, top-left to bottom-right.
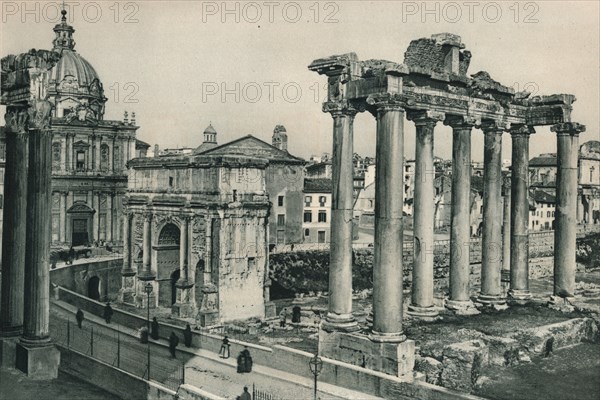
{"left": 1, "top": 0, "right": 598, "bottom": 161}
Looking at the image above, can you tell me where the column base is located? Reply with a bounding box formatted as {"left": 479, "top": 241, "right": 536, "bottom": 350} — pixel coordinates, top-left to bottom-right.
{"left": 321, "top": 313, "right": 360, "bottom": 333}
{"left": 121, "top": 268, "right": 136, "bottom": 277}
{"left": 0, "top": 336, "right": 19, "bottom": 368}
{"left": 15, "top": 341, "right": 60, "bottom": 380}
{"left": 507, "top": 289, "right": 532, "bottom": 305}
{"left": 119, "top": 289, "right": 136, "bottom": 305}
{"left": 137, "top": 271, "right": 156, "bottom": 281}
{"left": 445, "top": 299, "right": 480, "bottom": 315}
{"left": 198, "top": 311, "right": 220, "bottom": 327}
{"left": 369, "top": 331, "right": 407, "bottom": 343}
{"left": 407, "top": 304, "right": 439, "bottom": 321}
{"left": 319, "top": 329, "right": 415, "bottom": 377}
{"left": 548, "top": 295, "right": 576, "bottom": 312}
{"left": 476, "top": 294, "right": 507, "bottom": 306}
{"left": 171, "top": 302, "right": 196, "bottom": 318}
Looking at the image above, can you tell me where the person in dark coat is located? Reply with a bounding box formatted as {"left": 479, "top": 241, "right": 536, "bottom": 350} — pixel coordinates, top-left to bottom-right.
{"left": 68, "top": 246, "right": 76, "bottom": 265}
{"left": 103, "top": 302, "right": 113, "bottom": 324}
{"left": 292, "top": 306, "right": 301, "bottom": 323}
{"left": 169, "top": 331, "right": 179, "bottom": 358}
{"left": 239, "top": 386, "right": 251, "bottom": 400}
{"left": 183, "top": 324, "right": 193, "bottom": 347}
{"left": 75, "top": 308, "right": 84, "bottom": 329}
{"left": 279, "top": 308, "right": 287, "bottom": 328}
{"left": 150, "top": 317, "right": 159, "bottom": 340}
{"left": 237, "top": 346, "right": 253, "bottom": 373}
{"left": 219, "top": 336, "right": 230, "bottom": 358}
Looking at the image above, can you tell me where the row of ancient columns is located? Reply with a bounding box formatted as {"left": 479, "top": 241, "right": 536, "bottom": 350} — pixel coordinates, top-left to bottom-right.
{"left": 321, "top": 100, "right": 585, "bottom": 340}
{"left": 0, "top": 102, "right": 56, "bottom": 350}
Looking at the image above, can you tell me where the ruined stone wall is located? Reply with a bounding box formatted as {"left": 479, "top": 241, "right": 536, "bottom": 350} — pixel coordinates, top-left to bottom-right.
{"left": 217, "top": 215, "right": 267, "bottom": 322}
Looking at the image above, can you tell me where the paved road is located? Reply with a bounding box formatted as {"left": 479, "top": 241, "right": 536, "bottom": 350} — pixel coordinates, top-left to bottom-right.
{"left": 50, "top": 305, "right": 380, "bottom": 400}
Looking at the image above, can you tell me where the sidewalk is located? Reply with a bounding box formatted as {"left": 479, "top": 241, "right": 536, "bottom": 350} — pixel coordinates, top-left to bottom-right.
{"left": 52, "top": 300, "right": 383, "bottom": 400}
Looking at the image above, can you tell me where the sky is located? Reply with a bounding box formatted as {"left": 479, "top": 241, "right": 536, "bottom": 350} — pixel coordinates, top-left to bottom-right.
{"left": 1, "top": 0, "right": 598, "bottom": 161}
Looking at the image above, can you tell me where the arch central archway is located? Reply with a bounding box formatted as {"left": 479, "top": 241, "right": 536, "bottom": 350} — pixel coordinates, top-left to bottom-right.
{"left": 87, "top": 276, "right": 101, "bottom": 300}
{"left": 155, "top": 222, "right": 180, "bottom": 307}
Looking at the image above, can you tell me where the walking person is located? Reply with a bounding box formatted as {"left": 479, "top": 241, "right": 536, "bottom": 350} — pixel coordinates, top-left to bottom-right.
{"left": 183, "top": 323, "right": 193, "bottom": 347}
{"left": 103, "top": 302, "right": 113, "bottom": 324}
{"left": 239, "top": 386, "right": 251, "bottom": 400}
{"left": 169, "top": 331, "right": 179, "bottom": 358}
{"left": 150, "top": 317, "right": 159, "bottom": 340}
{"left": 219, "top": 336, "right": 230, "bottom": 359}
{"left": 75, "top": 308, "right": 84, "bottom": 329}
{"left": 279, "top": 308, "right": 287, "bottom": 328}
{"left": 237, "top": 346, "right": 253, "bottom": 373}
{"left": 68, "top": 246, "right": 75, "bottom": 265}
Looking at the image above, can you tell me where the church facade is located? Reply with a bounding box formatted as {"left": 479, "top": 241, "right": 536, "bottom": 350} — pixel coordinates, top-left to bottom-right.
{"left": 1, "top": 10, "right": 148, "bottom": 249}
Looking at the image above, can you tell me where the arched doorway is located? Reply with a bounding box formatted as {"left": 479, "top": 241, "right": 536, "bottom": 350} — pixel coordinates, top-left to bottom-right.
{"left": 67, "top": 202, "right": 95, "bottom": 246}
{"left": 156, "top": 223, "right": 180, "bottom": 307}
{"left": 88, "top": 276, "right": 101, "bottom": 300}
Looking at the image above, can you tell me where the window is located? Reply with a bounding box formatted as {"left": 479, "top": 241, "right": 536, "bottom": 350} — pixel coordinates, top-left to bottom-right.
{"left": 304, "top": 228, "right": 310, "bottom": 236}
{"left": 318, "top": 210, "right": 327, "bottom": 223}
{"left": 319, "top": 196, "right": 326, "bottom": 206}
{"left": 248, "top": 257, "right": 256, "bottom": 269}
{"left": 547, "top": 211, "right": 551, "bottom": 218}
{"left": 278, "top": 196, "right": 284, "bottom": 207}
{"left": 304, "top": 211, "right": 312, "bottom": 223}
{"left": 232, "top": 189, "right": 238, "bottom": 201}
{"left": 0, "top": 194, "right": 3, "bottom": 209}
{"left": 76, "top": 151, "right": 86, "bottom": 171}
{"left": 52, "top": 142, "right": 61, "bottom": 169}
{"left": 368, "top": 200, "right": 374, "bottom": 209}
{"left": 552, "top": 211, "right": 555, "bottom": 217}
{"left": 318, "top": 231, "right": 326, "bottom": 243}
{"left": 304, "top": 196, "right": 312, "bottom": 206}
{"left": 277, "top": 214, "right": 285, "bottom": 226}
{"left": 169, "top": 176, "right": 174, "bottom": 187}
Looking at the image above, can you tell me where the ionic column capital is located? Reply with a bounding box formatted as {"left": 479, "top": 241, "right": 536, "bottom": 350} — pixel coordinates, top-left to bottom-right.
{"left": 366, "top": 93, "right": 408, "bottom": 114}
{"left": 444, "top": 115, "right": 480, "bottom": 129}
{"left": 551, "top": 122, "right": 586, "bottom": 136}
{"left": 509, "top": 124, "right": 536, "bottom": 137}
{"left": 322, "top": 101, "right": 359, "bottom": 117}
{"left": 407, "top": 110, "right": 445, "bottom": 127}
{"left": 480, "top": 119, "right": 510, "bottom": 133}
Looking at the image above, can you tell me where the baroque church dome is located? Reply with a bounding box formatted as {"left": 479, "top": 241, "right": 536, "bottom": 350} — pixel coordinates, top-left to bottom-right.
{"left": 48, "top": 9, "right": 107, "bottom": 121}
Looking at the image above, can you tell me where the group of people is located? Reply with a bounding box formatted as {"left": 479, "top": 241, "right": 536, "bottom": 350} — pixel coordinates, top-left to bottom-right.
{"left": 219, "top": 336, "right": 253, "bottom": 374}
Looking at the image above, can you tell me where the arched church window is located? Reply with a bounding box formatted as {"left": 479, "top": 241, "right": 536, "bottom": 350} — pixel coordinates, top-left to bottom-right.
{"left": 100, "top": 144, "right": 109, "bottom": 172}
{"left": 52, "top": 142, "right": 62, "bottom": 169}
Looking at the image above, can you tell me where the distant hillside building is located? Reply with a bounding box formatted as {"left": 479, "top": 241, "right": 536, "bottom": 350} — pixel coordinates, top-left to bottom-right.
{"left": 303, "top": 178, "right": 332, "bottom": 243}
{"left": 529, "top": 140, "right": 600, "bottom": 224}
{"left": 194, "top": 125, "right": 306, "bottom": 245}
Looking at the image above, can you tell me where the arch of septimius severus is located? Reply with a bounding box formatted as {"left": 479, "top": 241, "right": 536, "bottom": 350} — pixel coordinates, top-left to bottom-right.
{"left": 309, "top": 33, "right": 585, "bottom": 376}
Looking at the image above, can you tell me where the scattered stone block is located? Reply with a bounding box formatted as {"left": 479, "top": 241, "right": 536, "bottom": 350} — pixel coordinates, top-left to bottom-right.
{"left": 414, "top": 356, "right": 442, "bottom": 385}
{"left": 440, "top": 340, "right": 488, "bottom": 392}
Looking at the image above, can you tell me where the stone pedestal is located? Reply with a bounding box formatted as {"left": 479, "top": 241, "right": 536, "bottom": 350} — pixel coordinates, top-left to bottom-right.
{"left": 198, "top": 311, "right": 219, "bottom": 327}
{"left": 319, "top": 329, "right": 415, "bottom": 377}
{"left": 0, "top": 337, "right": 18, "bottom": 367}
{"left": 172, "top": 302, "right": 195, "bottom": 318}
{"left": 15, "top": 342, "right": 60, "bottom": 380}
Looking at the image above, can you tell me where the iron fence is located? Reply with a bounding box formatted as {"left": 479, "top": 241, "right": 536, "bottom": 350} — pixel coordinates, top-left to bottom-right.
{"left": 51, "top": 316, "right": 184, "bottom": 391}
{"left": 252, "top": 384, "right": 282, "bottom": 400}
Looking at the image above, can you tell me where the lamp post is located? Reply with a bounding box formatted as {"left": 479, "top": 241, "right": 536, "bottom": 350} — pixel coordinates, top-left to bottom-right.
{"left": 309, "top": 354, "right": 323, "bottom": 400}
{"left": 144, "top": 282, "right": 153, "bottom": 381}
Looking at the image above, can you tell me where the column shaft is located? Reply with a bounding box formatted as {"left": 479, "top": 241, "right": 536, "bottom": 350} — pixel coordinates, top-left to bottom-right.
{"left": 92, "top": 192, "right": 99, "bottom": 243}
{"left": 552, "top": 123, "right": 585, "bottom": 298}
{"left": 107, "top": 194, "right": 113, "bottom": 242}
{"left": 372, "top": 105, "right": 405, "bottom": 339}
{"left": 509, "top": 127, "right": 533, "bottom": 301}
{"left": 138, "top": 213, "right": 155, "bottom": 280}
{"left": 324, "top": 104, "right": 358, "bottom": 331}
{"left": 177, "top": 216, "right": 193, "bottom": 287}
{"left": 0, "top": 128, "right": 29, "bottom": 336}
{"left": 448, "top": 123, "right": 473, "bottom": 305}
{"left": 479, "top": 126, "right": 505, "bottom": 304}
{"left": 59, "top": 192, "right": 67, "bottom": 243}
{"left": 501, "top": 178, "right": 511, "bottom": 286}
{"left": 22, "top": 128, "right": 53, "bottom": 343}
{"left": 408, "top": 112, "right": 442, "bottom": 319}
